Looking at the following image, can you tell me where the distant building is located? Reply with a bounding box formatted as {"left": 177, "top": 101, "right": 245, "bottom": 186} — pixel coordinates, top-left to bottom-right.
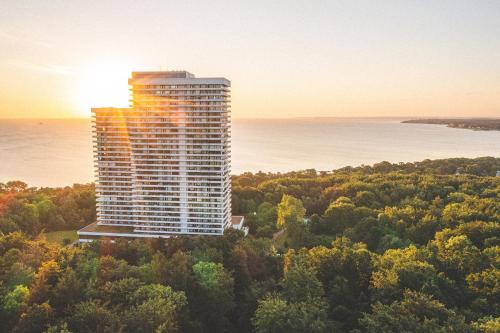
{"left": 496, "top": 171, "right": 500, "bottom": 177}
{"left": 79, "top": 71, "right": 234, "bottom": 241}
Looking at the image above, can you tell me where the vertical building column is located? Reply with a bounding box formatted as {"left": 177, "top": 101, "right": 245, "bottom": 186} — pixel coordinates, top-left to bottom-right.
{"left": 178, "top": 109, "right": 188, "bottom": 233}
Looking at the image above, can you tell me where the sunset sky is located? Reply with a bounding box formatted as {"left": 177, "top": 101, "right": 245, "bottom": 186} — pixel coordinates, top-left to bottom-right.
{"left": 1, "top": 0, "right": 500, "bottom": 119}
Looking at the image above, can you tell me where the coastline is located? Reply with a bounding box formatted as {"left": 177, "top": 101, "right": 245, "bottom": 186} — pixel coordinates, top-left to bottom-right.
{"left": 402, "top": 118, "right": 500, "bottom": 131}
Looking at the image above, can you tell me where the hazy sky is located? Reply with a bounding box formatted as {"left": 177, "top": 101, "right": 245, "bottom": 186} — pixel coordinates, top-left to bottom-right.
{"left": 1, "top": 0, "right": 500, "bottom": 119}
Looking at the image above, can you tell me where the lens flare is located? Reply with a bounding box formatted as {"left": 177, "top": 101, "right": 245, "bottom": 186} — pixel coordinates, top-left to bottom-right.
{"left": 73, "top": 63, "right": 131, "bottom": 117}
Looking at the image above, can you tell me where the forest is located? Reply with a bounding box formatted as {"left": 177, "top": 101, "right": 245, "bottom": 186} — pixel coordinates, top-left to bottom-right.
{"left": 0, "top": 156, "right": 499, "bottom": 332}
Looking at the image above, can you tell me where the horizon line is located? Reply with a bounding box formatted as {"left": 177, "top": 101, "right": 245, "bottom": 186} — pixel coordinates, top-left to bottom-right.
{"left": 1, "top": 115, "right": 500, "bottom": 121}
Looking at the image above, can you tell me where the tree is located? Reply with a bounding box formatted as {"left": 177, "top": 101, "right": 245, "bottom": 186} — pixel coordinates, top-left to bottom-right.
{"left": 467, "top": 268, "right": 500, "bottom": 301}
{"left": 252, "top": 295, "right": 288, "bottom": 333}
{"left": 113, "top": 239, "right": 152, "bottom": 266}
{"left": 11, "top": 203, "right": 41, "bottom": 236}
{"left": 431, "top": 231, "right": 485, "bottom": 279}
{"left": 99, "top": 277, "right": 144, "bottom": 306}
{"left": 97, "top": 256, "right": 129, "bottom": 283}
{"left": 0, "top": 217, "right": 19, "bottom": 234}
{"left": 5, "top": 181, "right": 28, "bottom": 193}
{"left": 125, "top": 284, "right": 187, "bottom": 333}
{"left": 151, "top": 251, "right": 191, "bottom": 290}
{"left": 472, "top": 316, "right": 500, "bottom": 333}
{"left": 126, "top": 298, "right": 180, "bottom": 333}
{"left": 282, "top": 264, "right": 324, "bottom": 302}
{"left": 192, "top": 261, "right": 235, "bottom": 332}
{"left": 164, "top": 251, "right": 191, "bottom": 291}
{"left": 4, "top": 262, "right": 34, "bottom": 288}
{"left": 2, "top": 284, "right": 29, "bottom": 314}
{"left": 359, "top": 290, "right": 473, "bottom": 333}
{"left": 252, "top": 295, "right": 332, "bottom": 333}
{"left": 67, "top": 300, "right": 122, "bottom": 333}
{"left": 36, "top": 199, "right": 58, "bottom": 231}
{"left": 1, "top": 285, "right": 29, "bottom": 331}
{"left": 277, "top": 195, "right": 307, "bottom": 248}
{"left": 13, "top": 302, "right": 53, "bottom": 333}
{"left": 254, "top": 202, "right": 278, "bottom": 237}
{"left": 304, "top": 237, "right": 373, "bottom": 330}
{"left": 256, "top": 203, "right": 277, "bottom": 227}
{"left": 50, "top": 268, "right": 84, "bottom": 312}
{"left": 321, "top": 197, "right": 356, "bottom": 234}
{"left": 44, "top": 322, "right": 72, "bottom": 333}
{"left": 371, "top": 246, "right": 452, "bottom": 304}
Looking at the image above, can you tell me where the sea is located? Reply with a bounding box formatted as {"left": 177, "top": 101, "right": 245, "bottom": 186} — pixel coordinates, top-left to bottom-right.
{"left": 0, "top": 118, "right": 499, "bottom": 187}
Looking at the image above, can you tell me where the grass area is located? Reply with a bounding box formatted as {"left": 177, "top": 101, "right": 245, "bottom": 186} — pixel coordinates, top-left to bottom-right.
{"left": 79, "top": 222, "right": 133, "bottom": 233}
{"left": 43, "top": 230, "right": 78, "bottom": 245}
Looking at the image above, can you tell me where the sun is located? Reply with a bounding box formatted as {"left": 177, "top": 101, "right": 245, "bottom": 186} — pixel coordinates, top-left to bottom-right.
{"left": 73, "top": 62, "right": 132, "bottom": 117}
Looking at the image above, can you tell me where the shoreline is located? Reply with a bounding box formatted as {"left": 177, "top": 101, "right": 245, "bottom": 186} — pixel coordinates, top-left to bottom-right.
{"left": 402, "top": 118, "right": 500, "bottom": 131}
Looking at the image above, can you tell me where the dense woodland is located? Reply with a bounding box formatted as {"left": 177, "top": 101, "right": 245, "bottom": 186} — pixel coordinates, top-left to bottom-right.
{"left": 0, "top": 157, "right": 499, "bottom": 332}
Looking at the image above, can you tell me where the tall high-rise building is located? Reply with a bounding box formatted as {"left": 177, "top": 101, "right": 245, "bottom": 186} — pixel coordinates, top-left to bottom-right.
{"left": 79, "top": 71, "right": 235, "bottom": 239}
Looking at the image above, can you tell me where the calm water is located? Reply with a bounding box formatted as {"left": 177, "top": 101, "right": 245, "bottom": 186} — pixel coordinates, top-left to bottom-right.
{"left": 0, "top": 118, "right": 499, "bottom": 187}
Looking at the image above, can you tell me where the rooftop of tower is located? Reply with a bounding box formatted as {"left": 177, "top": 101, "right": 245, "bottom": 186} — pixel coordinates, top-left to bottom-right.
{"left": 128, "top": 70, "right": 230, "bottom": 86}
{"left": 131, "top": 71, "right": 195, "bottom": 79}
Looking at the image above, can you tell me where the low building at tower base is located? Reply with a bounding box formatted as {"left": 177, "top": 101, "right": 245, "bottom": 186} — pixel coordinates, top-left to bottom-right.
{"left": 77, "top": 216, "right": 246, "bottom": 243}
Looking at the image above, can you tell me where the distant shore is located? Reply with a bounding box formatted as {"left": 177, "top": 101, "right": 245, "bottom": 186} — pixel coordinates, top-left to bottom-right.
{"left": 402, "top": 118, "right": 500, "bottom": 131}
